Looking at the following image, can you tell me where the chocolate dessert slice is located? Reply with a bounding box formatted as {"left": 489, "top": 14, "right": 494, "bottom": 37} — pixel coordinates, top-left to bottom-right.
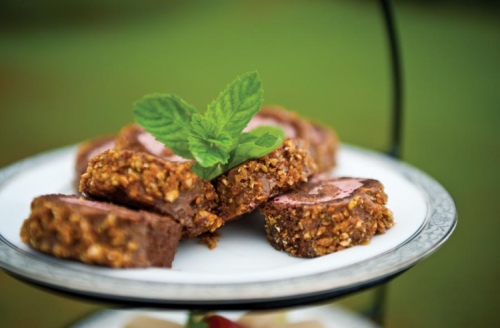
{"left": 215, "top": 139, "right": 317, "bottom": 222}
{"left": 307, "top": 121, "right": 338, "bottom": 173}
{"left": 79, "top": 149, "right": 222, "bottom": 238}
{"left": 20, "top": 194, "right": 181, "bottom": 268}
{"left": 261, "top": 177, "right": 394, "bottom": 257}
{"left": 245, "top": 107, "right": 338, "bottom": 172}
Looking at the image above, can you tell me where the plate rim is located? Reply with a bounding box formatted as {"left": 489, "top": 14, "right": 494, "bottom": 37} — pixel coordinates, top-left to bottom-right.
{"left": 0, "top": 144, "right": 457, "bottom": 305}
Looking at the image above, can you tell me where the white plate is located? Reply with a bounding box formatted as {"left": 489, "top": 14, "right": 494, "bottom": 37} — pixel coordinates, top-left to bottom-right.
{"left": 72, "top": 304, "right": 379, "bottom": 328}
{"left": 0, "top": 144, "right": 456, "bottom": 307}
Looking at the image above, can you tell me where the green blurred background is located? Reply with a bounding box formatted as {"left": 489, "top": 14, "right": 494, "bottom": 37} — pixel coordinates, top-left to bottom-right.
{"left": 1, "top": 0, "right": 499, "bottom": 327}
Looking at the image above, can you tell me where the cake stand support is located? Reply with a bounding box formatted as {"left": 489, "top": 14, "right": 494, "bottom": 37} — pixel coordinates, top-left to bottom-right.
{"left": 365, "top": 0, "right": 404, "bottom": 326}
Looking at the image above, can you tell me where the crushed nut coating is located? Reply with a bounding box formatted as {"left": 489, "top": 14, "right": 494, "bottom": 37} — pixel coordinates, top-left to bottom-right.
{"left": 79, "top": 149, "right": 222, "bottom": 238}
{"left": 260, "top": 178, "right": 394, "bottom": 257}
{"left": 215, "top": 139, "right": 318, "bottom": 221}
{"left": 20, "top": 194, "right": 181, "bottom": 268}
{"left": 199, "top": 231, "right": 221, "bottom": 250}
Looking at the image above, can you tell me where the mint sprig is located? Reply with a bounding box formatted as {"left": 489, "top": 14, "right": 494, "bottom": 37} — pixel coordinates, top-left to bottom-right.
{"left": 133, "top": 71, "right": 285, "bottom": 180}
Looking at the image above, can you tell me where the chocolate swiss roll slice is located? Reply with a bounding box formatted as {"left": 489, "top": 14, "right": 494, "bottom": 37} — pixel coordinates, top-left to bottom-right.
{"left": 245, "top": 107, "right": 339, "bottom": 172}
{"left": 20, "top": 194, "right": 181, "bottom": 268}
{"left": 261, "top": 177, "right": 394, "bottom": 257}
{"left": 79, "top": 149, "right": 222, "bottom": 238}
{"left": 215, "top": 139, "right": 318, "bottom": 222}
{"left": 307, "top": 121, "right": 338, "bottom": 173}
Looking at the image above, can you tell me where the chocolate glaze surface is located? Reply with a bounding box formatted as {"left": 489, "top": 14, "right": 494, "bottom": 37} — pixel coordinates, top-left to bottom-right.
{"left": 274, "top": 178, "right": 365, "bottom": 205}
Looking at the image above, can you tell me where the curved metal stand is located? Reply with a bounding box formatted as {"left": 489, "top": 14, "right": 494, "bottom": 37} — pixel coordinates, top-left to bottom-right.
{"left": 365, "top": 0, "right": 404, "bottom": 326}
{"left": 381, "top": 0, "right": 404, "bottom": 161}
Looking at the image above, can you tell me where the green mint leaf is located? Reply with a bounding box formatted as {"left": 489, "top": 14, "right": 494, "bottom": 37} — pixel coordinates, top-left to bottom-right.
{"left": 188, "top": 134, "right": 230, "bottom": 167}
{"left": 226, "top": 126, "right": 285, "bottom": 170}
{"left": 191, "top": 114, "right": 233, "bottom": 152}
{"left": 133, "top": 94, "right": 196, "bottom": 159}
{"left": 212, "top": 132, "right": 233, "bottom": 150}
{"left": 191, "top": 113, "right": 219, "bottom": 139}
{"left": 191, "top": 163, "right": 226, "bottom": 181}
{"left": 238, "top": 126, "right": 284, "bottom": 144}
{"left": 205, "top": 71, "right": 263, "bottom": 140}
{"left": 190, "top": 113, "right": 233, "bottom": 151}
{"left": 254, "top": 132, "right": 279, "bottom": 147}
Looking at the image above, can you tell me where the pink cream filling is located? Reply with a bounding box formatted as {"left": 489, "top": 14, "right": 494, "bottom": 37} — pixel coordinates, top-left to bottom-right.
{"left": 244, "top": 116, "right": 296, "bottom": 139}
{"left": 138, "top": 132, "right": 168, "bottom": 156}
{"left": 165, "top": 154, "right": 189, "bottom": 162}
{"left": 138, "top": 132, "right": 188, "bottom": 162}
{"left": 273, "top": 179, "right": 365, "bottom": 205}
{"left": 309, "top": 173, "right": 336, "bottom": 184}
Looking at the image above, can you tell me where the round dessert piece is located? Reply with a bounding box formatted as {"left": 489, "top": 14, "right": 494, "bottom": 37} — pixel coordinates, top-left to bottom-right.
{"left": 115, "top": 124, "right": 188, "bottom": 162}
{"left": 79, "top": 149, "right": 222, "bottom": 238}
{"left": 307, "top": 121, "right": 339, "bottom": 173}
{"left": 245, "top": 107, "right": 339, "bottom": 173}
{"left": 215, "top": 139, "right": 318, "bottom": 222}
{"left": 74, "top": 135, "right": 115, "bottom": 188}
{"left": 20, "top": 194, "right": 182, "bottom": 268}
{"left": 261, "top": 177, "right": 394, "bottom": 258}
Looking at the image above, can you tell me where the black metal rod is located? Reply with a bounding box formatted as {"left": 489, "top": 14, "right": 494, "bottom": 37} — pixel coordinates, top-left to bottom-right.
{"left": 364, "top": 0, "right": 404, "bottom": 326}
{"left": 365, "top": 283, "right": 388, "bottom": 326}
{"left": 380, "top": 0, "right": 404, "bottom": 160}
